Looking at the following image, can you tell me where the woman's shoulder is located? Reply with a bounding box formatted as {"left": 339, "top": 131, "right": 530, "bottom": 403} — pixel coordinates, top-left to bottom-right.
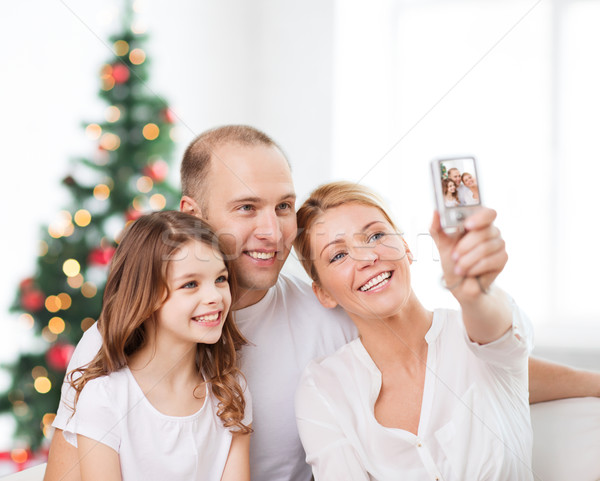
{"left": 301, "top": 338, "right": 373, "bottom": 390}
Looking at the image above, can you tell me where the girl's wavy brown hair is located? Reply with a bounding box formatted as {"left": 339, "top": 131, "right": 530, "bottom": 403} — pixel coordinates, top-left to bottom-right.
{"left": 68, "top": 210, "right": 251, "bottom": 434}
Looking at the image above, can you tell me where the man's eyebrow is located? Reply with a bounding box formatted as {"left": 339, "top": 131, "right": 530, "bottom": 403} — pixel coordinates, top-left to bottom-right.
{"left": 318, "top": 221, "right": 386, "bottom": 257}
{"left": 227, "top": 192, "right": 296, "bottom": 206}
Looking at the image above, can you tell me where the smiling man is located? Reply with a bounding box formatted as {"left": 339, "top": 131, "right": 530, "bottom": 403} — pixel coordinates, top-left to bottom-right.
{"left": 46, "top": 125, "right": 600, "bottom": 481}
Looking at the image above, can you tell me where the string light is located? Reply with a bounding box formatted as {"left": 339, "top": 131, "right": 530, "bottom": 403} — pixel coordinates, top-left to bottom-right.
{"left": 129, "top": 48, "right": 146, "bottom": 65}
{"left": 149, "top": 194, "right": 166, "bottom": 210}
{"left": 142, "top": 123, "right": 159, "bottom": 140}
{"left": 136, "top": 176, "right": 153, "bottom": 193}
{"left": 169, "top": 126, "right": 181, "bottom": 142}
{"left": 113, "top": 40, "right": 129, "bottom": 56}
{"left": 93, "top": 184, "right": 111, "bottom": 201}
{"left": 48, "top": 317, "right": 66, "bottom": 335}
{"left": 74, "top": 209, "right": 92, "bottom": 227}
{"left": 34, "top": 377, "right": 51, "bottom": 394}
{"left": 63, "top": 259, "right": 81, "bottom": 277}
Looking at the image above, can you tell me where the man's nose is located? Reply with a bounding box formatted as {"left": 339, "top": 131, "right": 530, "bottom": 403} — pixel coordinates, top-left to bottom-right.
{"left": 255, "top": 210, "right": 283, "bottom": 243}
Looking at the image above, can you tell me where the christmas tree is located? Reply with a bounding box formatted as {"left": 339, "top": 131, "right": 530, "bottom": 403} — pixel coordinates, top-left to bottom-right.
{"left": 0, "top": 6, "right": 179, "bottom": 456}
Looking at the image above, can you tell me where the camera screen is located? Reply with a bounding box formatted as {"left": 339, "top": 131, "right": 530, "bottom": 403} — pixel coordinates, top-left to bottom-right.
{"left": 438, "top": 157, "right": 480, "bottom": 207}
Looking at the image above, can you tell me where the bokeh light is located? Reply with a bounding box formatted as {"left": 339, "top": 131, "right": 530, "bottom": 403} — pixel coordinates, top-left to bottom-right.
{"left": 45, "top": 295, "right": 61, "bottom": 313}
{"left": 100, "top": 132, "right": 121, "bottom": 151}
{"left": 105, "top": 105, "right": 121, "bottom": 123}
{"left": 113, "top": 40, "right": 129, "bottom": 56}
{"left": 136, "top": 176, "right": 153, "bottom": 193}
{"left": 149, "top": 194, "right": 166, "bottom": 210}
{"left": 74, "top": 209, "right": 92, "bottom": 227}
{"left": 85, "top": 123, "right": 102, "bottom": 140}
{"left": 67, "top": 273, "right": 84, "bottom": 289}
{"left": 93, "top": 184, "right": 111, "bottom": 201}
{"left": 19, "top": 314, "right": 34, "bottom": 329}
{"left": 34, "top": 377, "right": 51, "bottom": 394}
{"left": 81, "top": 317, "right": 96, "bottom": 331}
{"left": 48, "top": 316, "right": 66, "bottom": 334}
{"left": 57, "top": 293, "right": 72, "bottom": 309}
{"left": 142, "top": 123, "right": 159, "bottom": 140}
{"left": 129, "top": 48, "right": 146, "bottom": 65}
{"left": 31, "top": 366, "right": 48, "bottom": 379}
{"left": 81, "top": 282, "right": 98, "bottom": 298}
{"left": 63, "top": 259, "right": 81, "bottom": 277}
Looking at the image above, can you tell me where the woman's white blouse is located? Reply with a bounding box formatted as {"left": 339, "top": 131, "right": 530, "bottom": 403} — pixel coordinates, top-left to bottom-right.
{"left": 295, "top": 308, "right": 533, "bottom": 481}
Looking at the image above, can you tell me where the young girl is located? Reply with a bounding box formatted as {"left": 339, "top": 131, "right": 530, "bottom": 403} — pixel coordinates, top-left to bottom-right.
{"left": 63, "top": 210, "right": 252, "bottom": 481}
{"left": 442, "top": 178, "right": 459, "bottom": 207}
{"left": 294, "top": 182, "right": 533, "bottom": 480}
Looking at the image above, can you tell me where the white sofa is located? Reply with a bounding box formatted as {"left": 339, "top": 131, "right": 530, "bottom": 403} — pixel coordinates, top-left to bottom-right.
{"left": 3, "top": 397, "right": 599, "bottom": 481}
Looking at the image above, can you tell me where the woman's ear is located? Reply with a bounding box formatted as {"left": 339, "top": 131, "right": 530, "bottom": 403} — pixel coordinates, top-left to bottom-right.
{"left": 312, "top": 282, "right": 338, "bottom": 309}
{"left": 180, "top": 195, "right": 203, "bottom": 218}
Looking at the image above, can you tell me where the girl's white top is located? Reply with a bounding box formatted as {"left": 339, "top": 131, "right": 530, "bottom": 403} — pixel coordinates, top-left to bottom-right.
{"left": 296, "top": 307, "right": 534, "bottom": 481}
{"left": 63, "top": 368, "right": 251, "bottom": 481}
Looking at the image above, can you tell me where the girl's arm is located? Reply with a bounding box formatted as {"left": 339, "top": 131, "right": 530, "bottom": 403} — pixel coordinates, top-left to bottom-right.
{"left": 77, "top": 435, "right": 122, "bottom": 481}
{"left": 221, "top": 431, "right": 251, "bottom": 481}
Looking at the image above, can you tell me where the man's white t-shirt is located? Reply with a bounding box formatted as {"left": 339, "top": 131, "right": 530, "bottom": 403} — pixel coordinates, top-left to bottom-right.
{"left": 61, "top": 368, "right": 251, "bottom": 481}
{"left": 53, "top": 273, "right": 357, "bottom": 481}
{"left": 296, "top": 307, "right": 534, "bottom": 481}
{"left": 457, "top": 183, "right": 473, "bottom": 205}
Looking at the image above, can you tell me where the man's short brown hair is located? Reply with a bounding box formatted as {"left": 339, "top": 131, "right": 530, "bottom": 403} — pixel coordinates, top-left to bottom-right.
{"left": 180, "top": 125, "right": 284, "bottom": 210}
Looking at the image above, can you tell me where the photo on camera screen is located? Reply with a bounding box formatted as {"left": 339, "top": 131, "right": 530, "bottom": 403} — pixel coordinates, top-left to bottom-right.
{"left": 439, "top": 157, "right": 480, "bottom": 207}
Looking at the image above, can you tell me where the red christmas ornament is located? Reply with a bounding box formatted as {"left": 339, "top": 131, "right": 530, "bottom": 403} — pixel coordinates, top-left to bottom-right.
{"left": 88, "top": 246, "right": 116, "bottom": 266}
{"left": 46, "top": 343, "right": 75, "bottom": 371}
{"left": 143, "top": 160, "right": 169, "bottom": 183}
{"left": 125, "top": 208, "right": 143, "bottom": 222}
{"left": 21, "top": 290, "right": 45, "bottom": 312}
{"left": 111, "top": 63, "right": 130, "bottom": 84}
{"left": 19, "top": 278, "right": 35, "bottom": 291}
{"left": 161, "top": 108, "right": 176, "bottom": 124}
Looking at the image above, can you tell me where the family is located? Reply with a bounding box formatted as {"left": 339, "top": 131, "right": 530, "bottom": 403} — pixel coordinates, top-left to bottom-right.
{"left": 44, "top": 125, "right": 600, "bottom": 481}
{"left": 443, "top": 167, "right": 480, "bottom": 207}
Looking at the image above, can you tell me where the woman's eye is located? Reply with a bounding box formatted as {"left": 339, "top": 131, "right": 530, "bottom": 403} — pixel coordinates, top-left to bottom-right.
{"left": 330, "top": 252, "right": 346, "bottom": 263}
{"left": 368, "top": 232, "right": 386, "bottom": 243}
{"left": 215, "top": 275, "right": 228, "bottom": 284}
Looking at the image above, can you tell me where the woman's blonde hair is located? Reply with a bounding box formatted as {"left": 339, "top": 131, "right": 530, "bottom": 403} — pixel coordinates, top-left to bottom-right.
{"left": 294, "top": 181, "right": 398, "bottom": 284}
{"left": 68, "top": 210, "right": 251, "bottom": 433}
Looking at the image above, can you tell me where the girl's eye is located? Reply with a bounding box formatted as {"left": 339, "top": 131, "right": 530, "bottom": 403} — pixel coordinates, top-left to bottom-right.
{"left": 182, "top": 281, "right": 197, "bottom": 289}
{"left": 215, "top": 275, "right": 228, "bottom": 284}
{"left": 329, "top": 252, "right": 346, "bottom": 263}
